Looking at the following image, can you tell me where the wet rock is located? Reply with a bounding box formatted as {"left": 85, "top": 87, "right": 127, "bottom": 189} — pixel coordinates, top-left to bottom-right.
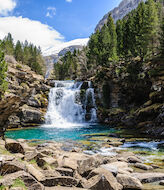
{"left": 132, "top": 173, "right": 164, "bottom": 183}
{"left": 84, "top": 174, "right": 122, "bottom": 190}
{"left": 0, "top": 171, "right": 44, "bottom": 190}
{"left": 41, "top": 176, "right": 79, "bottom": 187}
{"left": 5, "top": 139, "right": 25, "bottom": 154}
{"left": 0, "top": 160, "right": 26, "bottom": 175}
{"left": 134, "top": 163, "right": 153, "bottom": 170}
{"left": 116, "top": 174, "right": 143, "bottom": 190}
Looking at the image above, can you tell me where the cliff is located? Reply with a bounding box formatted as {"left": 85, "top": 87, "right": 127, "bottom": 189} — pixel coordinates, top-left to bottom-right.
{"left": 95, "top": 0, "right": 145, "bottom": 31}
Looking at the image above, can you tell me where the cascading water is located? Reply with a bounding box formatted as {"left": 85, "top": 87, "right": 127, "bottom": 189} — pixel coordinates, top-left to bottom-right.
{"left": 45, "top": 81, "right": 97, "bottom": 128}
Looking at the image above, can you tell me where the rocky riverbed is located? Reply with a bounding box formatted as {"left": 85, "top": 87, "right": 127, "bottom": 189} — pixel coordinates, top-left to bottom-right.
{"left": 0, "top": 138, "right": 164, "bottom": 190}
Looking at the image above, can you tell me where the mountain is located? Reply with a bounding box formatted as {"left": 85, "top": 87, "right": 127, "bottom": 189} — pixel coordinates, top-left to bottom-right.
{"left": 95, "top": 0, "right": 145, "bottom": 31}
{"left": 43, "top": 38, "right": 89, "bottom": 56}
{"left": 44, "top": 45, "right": 84, "bottom": 79}
{"left": 58, "top": 45, "right": 83, "bottom": 56}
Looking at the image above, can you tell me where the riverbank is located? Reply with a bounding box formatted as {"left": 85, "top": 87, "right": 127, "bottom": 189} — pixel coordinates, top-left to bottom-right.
{"left": 0, "top": 138, "right": 164, "bottom": 190}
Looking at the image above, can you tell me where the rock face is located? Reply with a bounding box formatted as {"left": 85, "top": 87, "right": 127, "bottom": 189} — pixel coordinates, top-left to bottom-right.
{"left": 0, "top": 55, "right": 51, "bottom": 130}
{"left": 95, "top": 0, "right": 145, "bottom": 31}
{"left": 95, "top": 60, "right": 164, "bottom": 138}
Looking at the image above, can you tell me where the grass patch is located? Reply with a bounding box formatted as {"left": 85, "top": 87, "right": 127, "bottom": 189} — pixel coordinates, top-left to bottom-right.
{"left": 0, "top": 186, "right": 6, "bottom": 190}
{"left": 11, "top": 179, "right": 27, "bottom": 190}
{"left": 29, "top": 159, "right": 37, "bottom": 165}
{"left": 0, "top": 147, "right": 11, "bottom": 155}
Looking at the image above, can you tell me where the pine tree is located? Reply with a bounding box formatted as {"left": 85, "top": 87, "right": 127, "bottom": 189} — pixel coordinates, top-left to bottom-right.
{"left": 0, "top": 44, "right": 8, "bottom": 98}
{"left": 116, "top": 19, "right": 124, "bottom": 57}
{"left": 145, "top": 0, "right": 159, "bottom": 57}
{"left": 159, "top": 17, "right": 164, "bottom": 57}
{"left": 87, "top": 30, "right": 100, "bottom": 68}
{"left": 2, "top": 33, "right": 14, "bottom": 55}
{"left": 106, "top": 14, "right": 118, "bottom": 61}
{"left": 14, "top": 40, "right": 24, "bottom": 62}
{"left": 134, "top": 2, "right": 148, "bottom": 60}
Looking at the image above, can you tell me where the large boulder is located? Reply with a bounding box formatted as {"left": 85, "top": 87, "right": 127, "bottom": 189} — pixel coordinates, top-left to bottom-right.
{"left": 116, "top": 174, "right": 143, "bottom": 190}
{"left": 77, "top": 157, "right": 100, "bottom": 177}
{"left": 0, "top": 171, "right": 44, "bottom": 190}
{"left": 0, "top": 160, "right": 26, "bottom": 175}
{"left": 21, "top": 105, "right": 43, "bottom": 124}
{"left": 84, "top": 174, "right": 122, "bottom": 190}
{"left": 86, "top": 168, "right": 122, "bottom": 190}
{"left": 100, "top": 162, "right": 132, "bottom": 175}
{"left": 5, "top": 139, "right": 25, "bottom": 154}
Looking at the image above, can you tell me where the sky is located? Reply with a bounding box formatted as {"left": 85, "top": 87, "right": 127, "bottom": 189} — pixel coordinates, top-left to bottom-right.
{"left": 0, "top": 0, "right": 122, "bottom": 55}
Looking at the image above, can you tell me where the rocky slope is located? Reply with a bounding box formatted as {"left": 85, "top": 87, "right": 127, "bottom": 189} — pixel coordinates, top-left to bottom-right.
{"left": 0, "top": 138, "right": 164, "bottom": 190}
{"left": 95, "top": 0, "right": 145, "bottom": 31}
{"left": 0, "top": 55, "right": 52, "bottom": 132}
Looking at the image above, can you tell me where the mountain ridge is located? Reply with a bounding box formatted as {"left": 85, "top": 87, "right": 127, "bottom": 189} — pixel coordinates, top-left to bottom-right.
{"left": 95, "top": 0, "right": 145, "bottom": 31}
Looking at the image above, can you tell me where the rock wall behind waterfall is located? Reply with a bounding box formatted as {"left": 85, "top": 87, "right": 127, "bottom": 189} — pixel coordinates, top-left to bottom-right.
{"left": 93, "top": 60, "right": 164, "bottom": 138}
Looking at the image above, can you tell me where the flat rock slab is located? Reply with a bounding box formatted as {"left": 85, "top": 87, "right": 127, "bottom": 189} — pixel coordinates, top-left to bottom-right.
{"left": 134, "top": 163, "right": 153, "bottom": 170}
{"left": 132, "top": 173, "right": 164, "bottom": 183}
{"left": 41, "top": 176, "right": 79, "bottom": 187}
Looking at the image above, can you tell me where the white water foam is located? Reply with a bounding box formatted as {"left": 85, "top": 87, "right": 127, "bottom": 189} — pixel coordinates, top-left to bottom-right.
{"left": 44, "top": 81, "right": 97, "bottom": 128}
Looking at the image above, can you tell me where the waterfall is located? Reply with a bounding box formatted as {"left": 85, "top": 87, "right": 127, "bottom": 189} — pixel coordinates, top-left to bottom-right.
{"left": 44, "top": 81, "right": 97, "bottom": 128}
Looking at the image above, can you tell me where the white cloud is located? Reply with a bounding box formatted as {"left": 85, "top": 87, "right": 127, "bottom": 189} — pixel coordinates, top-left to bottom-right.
{"left": 0, "top": 0, "right": 16, "bottom": 16}
{"left": 0, "top": 16, "right": 64, "bottom": 53}
{"left": 66, "top": 0, "right": 72, "bottom": 3}
{"left": 0, "top": 16, "right": 89, "bottom": 56}
{"left": 46, "top": 7, "right": 56, "bottom": 18}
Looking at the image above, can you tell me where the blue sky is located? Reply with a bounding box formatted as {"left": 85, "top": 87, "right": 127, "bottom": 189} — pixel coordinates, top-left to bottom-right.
{"left": 0, "top": 0, "right": 122, "bottom": 54}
